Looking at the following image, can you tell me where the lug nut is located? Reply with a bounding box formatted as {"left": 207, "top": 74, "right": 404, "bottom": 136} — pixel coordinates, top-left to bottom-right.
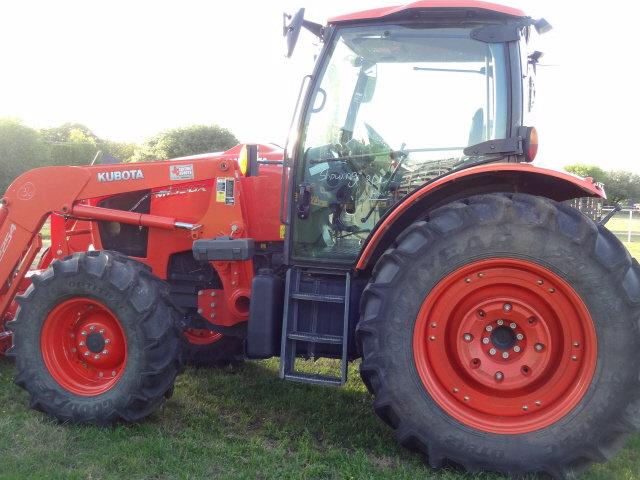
{"left": 478, "top": 310, "right": 486, "bottom": 317}
{"left": 463, "top": 333, "right": 473, "bottom": 342}
{"left": 503, "top": 303, "right": 512, "bottom": 312}
{"left": 79, "top": 341, "right": 85, "bottom": 346}
{"left": 522, "top": 405, "right": 529, "bottom": 411}
{"left": 571, "top": 355, "right": 578, "bottom": 361}
{"left": 502, "top": 351, "right": 510, "bottom": 359}
{"left": 94, "top": 354, "right": 100, "bottom": 360}
{"left": 516, "top": 333, "right": 524, "bottom": 341}
{"left": 98, "top": 372, "right": 104, "bottom": 378}
{"left": 485, "top": 325, "right": 493, "bottom": 332}
{"left": 513, "top": 346, "right": 521, "bottom": 353}
{"left": 509, "top": 323, "right": 517, "bottom": 329}
{"left": 482, "top": 337, "right": 490, "bottom": 345}
{"left": 497, "top": 319, "right": 504, "bottom": 326}
{"left": 102, "top": 350, "right": 108, "bottom": 355}
{"left": 81, "top": 331, "right": 87, "bottom": 336}
{"left": 430, "top": 323, "right": 437, "bottom": 328}
{"left": 84, "top": 352, "right": 90, "bottom": 357}
{"left": 465, "top": 278, "right": 471, "bottom": 283}
{"left": 495, "top": 371, "right": 504, "bottom": 382}
{"left": 535, "top": 400, "right": 542, "bottom": 406}
{"left": 105, "top": 339, "right": 111, "bottom": 344}
{"left": 89, "top": 325, "right": 95, "bottom": 331}
{"left": 573, "top": 341, "right": 580, "bottom": 347}
{"left": 537, "top": 280, "right": 544, "bottom": 285}
{"left": 489, "top": 348, "right": 496, "bottom": 356}
{"left": 535, "top": 343, "right": 544, "bottom": 352}
{"left": 429, "top": 335, "right": 436, "bottom": 341}
{"left": 111, "top": 371, "right": 116, "bottom": 377}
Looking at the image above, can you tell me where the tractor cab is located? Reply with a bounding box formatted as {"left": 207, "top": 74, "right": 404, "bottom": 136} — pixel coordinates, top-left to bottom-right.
{"left": 284, "top": 2, "right": 546, "bottom": 266}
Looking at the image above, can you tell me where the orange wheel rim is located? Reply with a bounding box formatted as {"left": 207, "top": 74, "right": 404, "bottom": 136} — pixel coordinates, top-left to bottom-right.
{"left": 41, "top": 298, "right": 127, "bottom": 396}
{"left": 413, "top": 258, "right": 597, "bottom": 434}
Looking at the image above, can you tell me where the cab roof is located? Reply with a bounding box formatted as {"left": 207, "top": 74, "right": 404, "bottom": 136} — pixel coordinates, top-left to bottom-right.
{"left": 329, "top": 1, "right": 526, "bottom": 24}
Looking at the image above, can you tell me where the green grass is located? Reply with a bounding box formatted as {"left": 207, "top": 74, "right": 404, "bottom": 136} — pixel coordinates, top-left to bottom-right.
{"left": 606, "top": 215, "right": 640, "bottom": 234}
{"left": 625, "top": 242, "right": 640, "bottom": 261}
{"left": 0, "top": 358, "right": 639, "bottom": 479}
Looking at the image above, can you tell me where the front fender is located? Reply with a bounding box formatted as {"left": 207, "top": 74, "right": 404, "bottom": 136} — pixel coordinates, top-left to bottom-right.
{"left": 355, "top": 163, "right": 605, "bottom": 270}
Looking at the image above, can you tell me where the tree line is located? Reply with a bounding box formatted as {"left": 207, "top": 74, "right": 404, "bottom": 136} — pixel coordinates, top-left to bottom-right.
{"left": 564, "top": 164, "right": 640, "bottom": 206}
{"left": 0, "top": 119, "right": 238, "bottom": 192}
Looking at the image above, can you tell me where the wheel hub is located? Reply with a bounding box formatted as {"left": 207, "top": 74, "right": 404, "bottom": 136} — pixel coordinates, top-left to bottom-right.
{"left": 413, "top": 258, "right": 597, "bottom": 434}
{"left": 86, "top": 332, "right": 106, "bottom": 353}
{"left": 490, "top": 326, "right": 516, "bottom": 350}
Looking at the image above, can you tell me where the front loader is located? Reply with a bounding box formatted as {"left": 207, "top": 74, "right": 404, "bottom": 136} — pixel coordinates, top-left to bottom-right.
{"left": 1, "top": 1, "right": 639, "bottom": 477}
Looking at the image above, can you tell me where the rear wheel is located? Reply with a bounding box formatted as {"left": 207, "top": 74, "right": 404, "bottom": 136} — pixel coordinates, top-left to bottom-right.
{"left": 357, "top": 193, "right": 640, "bottom": 478}
{"left": 8, "top": 251, "right": 182, "bottom": 424}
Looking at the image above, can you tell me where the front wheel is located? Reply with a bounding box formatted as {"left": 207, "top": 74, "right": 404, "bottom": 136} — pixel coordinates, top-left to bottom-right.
{"left": 357, "top": 193, "right": 640, "bottom": 478}
{"left": 9, "top": 251, "right": 182, "bottom": 424}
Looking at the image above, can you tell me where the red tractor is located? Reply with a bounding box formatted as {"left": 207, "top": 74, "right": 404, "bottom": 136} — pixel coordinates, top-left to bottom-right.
{"left": 1, "top": 1, "right": 638, "bottom": 477}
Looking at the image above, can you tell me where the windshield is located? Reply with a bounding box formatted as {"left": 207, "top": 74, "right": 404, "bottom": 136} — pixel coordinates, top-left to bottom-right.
{"left": 293, "top": 24, "right": 509, "bottom": 263}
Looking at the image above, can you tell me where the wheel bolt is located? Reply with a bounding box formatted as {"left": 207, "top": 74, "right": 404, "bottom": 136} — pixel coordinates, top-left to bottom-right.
{"left": 535, "top": 400, "right": 542, "bottom": 406}
{"left": 497, "top": 319, "right": 504, "bottom": 326}
{"left": 105, "top": 339, "right": 111, "bottom": 344}
{"left": 571, "top": 355, "right": 578, "bottom": 361}
{"left": 522, "top": 405, "right": 529, "bottom": 411}
{"left": 516, "top": 333, "right": 524, "bottom": 341}
{"left": 79, "top": 341, "right": 85, "bottom": 346}
{"left": 463, "top": 333, "right": 473, "bottom": 342}
{"left": 548, "top": 288, "right": 556, "bottom": 293}
{"left": 482, "top": 337, "right": 490, "bottom": 345}
{"left": 513, "top": 346, "right": 521, "bottom": 353}
{"left": 89, "top": 325, "right": 95, "bottom": 331}
{"left": 81, "top": 331, "right": 87, "bottom": 336}
{"left": 84, "top": 352, "right": 90, "bottom": 357}
{"left": 429, "top": 335, "right": 436, "bottom": 341}
{"left": 573, "top": 341, "right": 580, "bottom": 348}
{"left": 465, "top": 278, "right": 471, "bottom": 283}
{"left": 430, "top": 323, "right": 437, "bottom": 328}
{"left": 537, "top": 280, "right": 544, "bottom": 285}
{"left": 102, "top": 350, "right": 108, "bottom": 355}
{"left": 489, "top": 348, "right": 496, "bottom": 356}
{"left": 485, "top": 325, "right": 493, "bottom": 332}
{"left": 99, "top": 329, "right": 105, "bottom": 334}
{"left": 503, "top": 303, "right": 512, "bottom": 312}
{"left": 509, "top": 323, "right": 517, "bottom": 329}
{"left": 94, "top": 354, "right": 100, "bottom": 360}
{"left": 478, "top": 310, "right": 486, "bottom": 317}
{"left": 98, "top": 372, "right": 104, "bottom": 378}
{"left": 502, "top": 351, "right": 510, "bottom": 359}
{"left": 495, "top": 371, "right": 504, "bottom": 382}
{"left": 112, "top": 371, "right": 116, "bottom": 377}
{"left": 535, "top": 343, "right": 544, "bottom": 352}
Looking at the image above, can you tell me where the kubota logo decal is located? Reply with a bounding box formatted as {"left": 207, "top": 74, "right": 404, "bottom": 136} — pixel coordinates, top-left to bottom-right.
{"left": 97, "top": 169, "right": 144, "bottom": 182}
{"left": 0, "top": 223, "right": 17, "bottom": 262}
{"left": 17, "top": 182, "right": 36, "bottom": 201}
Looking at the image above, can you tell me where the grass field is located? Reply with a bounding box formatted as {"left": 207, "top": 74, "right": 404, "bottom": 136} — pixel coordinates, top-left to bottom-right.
{"left": 0, "top": 356, "right": 639, "bottom": 479}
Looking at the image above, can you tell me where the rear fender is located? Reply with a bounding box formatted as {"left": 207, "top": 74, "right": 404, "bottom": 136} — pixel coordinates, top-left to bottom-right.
{"left": 355, "top": 163, "right": 605, "bottom": 270}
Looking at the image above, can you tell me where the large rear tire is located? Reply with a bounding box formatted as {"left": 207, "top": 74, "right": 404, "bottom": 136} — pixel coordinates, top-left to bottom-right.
{"left": 357, "top": 193, "right": 640, "bottom": 478}
{"left": 8, "top": 251, "right": 182, "bottom": 424}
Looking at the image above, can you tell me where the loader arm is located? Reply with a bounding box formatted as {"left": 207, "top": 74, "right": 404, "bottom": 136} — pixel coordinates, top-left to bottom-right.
{"left": 0, "top": 157, "right": 238, "bottom": 319}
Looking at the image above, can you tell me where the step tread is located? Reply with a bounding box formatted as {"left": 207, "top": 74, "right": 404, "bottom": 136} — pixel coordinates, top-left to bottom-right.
{"left": 284, "top": 373, "right": 343, "bottom": 387}
{"left": 288, "top": 331, "right": 343, "bottom": 344}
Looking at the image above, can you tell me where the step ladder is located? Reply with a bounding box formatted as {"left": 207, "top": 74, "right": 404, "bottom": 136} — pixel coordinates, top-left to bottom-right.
{"left": 280, "top": 267, "right": 350, "bottom": 386}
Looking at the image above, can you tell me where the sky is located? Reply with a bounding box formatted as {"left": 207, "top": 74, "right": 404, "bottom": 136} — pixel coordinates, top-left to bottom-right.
{"left": 0, "top": 0, "right": 638, "bottom": 173}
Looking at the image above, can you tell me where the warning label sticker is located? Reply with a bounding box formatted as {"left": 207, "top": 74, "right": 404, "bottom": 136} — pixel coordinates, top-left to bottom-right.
{"left": 170, "top": 164, "right": 194, "bottom": 181}
{"left": 216, "top": 177, "right": 235, "bottom": 205}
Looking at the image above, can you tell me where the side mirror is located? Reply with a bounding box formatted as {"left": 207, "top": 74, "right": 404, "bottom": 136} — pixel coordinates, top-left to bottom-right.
{"left": 283, "top": 9, "right": 305, "bottom": 58}
{"left": 283, "top": 9, "right": 324, "bottom": 58}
